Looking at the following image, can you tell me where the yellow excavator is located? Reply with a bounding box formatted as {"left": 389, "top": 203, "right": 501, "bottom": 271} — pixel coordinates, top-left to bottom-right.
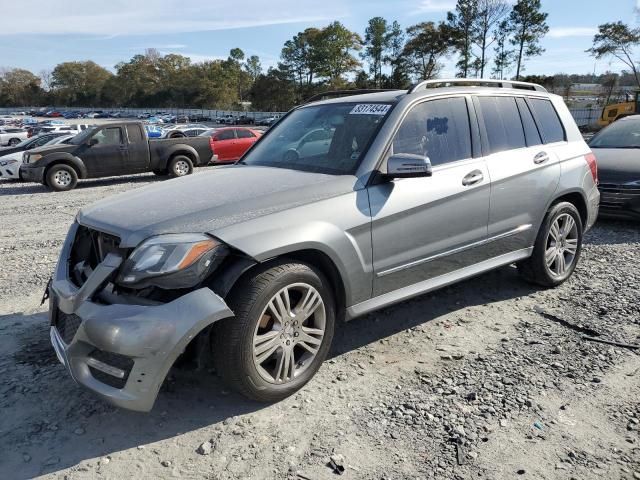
{"left": 597, "top": 90, "right": 640, "bottom": 127}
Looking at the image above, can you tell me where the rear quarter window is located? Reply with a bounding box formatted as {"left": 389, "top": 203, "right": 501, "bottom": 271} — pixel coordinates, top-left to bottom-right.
{"left": 528, "top": 98, "right": 566, "bottom": 144}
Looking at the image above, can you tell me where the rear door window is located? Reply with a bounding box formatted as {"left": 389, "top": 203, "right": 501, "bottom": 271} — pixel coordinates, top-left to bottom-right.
{"left": 236, "top": 129, "right": 256, "bottom": 139}
{"left": 126, "top": 125, "right": 144, "bottom": 143}
{"left": 528, "top": 98, "right": 566, "bottom": 143}
{"left": 477, "top": 96, "right": 526, "bottom": 154}
{"left": 392, "top": 97, "right": 472, "bottom": 166}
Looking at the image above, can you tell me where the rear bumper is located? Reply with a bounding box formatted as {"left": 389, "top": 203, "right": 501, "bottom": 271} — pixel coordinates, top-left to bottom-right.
{"left": 49, "top": 224, "right": 233, "bottom": 412}
{"left": 20, "top": 165, "right": 45, "bottom": 183}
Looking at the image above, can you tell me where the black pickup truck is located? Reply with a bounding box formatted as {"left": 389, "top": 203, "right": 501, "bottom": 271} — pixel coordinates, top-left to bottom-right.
{"left": 20, "top": 121, "right": 213, "bottom": 191}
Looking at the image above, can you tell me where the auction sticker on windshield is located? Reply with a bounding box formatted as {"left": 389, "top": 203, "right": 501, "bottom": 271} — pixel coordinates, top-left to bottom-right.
{"left": 350, "top": 104, "right": 392, "bottom": 115}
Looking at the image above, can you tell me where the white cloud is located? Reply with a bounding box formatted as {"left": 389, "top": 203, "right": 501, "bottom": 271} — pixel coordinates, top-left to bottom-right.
{"left": 414, "top": 0, "right": 456, "bottom": 13}
{"left": 0, "top": 0, "right": 344, "bottom": 36}
{"left": 548, "top": 27, "right": 597, "bottom": 39}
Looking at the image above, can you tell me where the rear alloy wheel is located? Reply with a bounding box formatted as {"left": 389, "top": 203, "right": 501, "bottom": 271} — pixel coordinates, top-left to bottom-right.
{"left": 518, "top": 202, "right": 583, "bottom": 287}
{"left": 46, "top": 164, "right": 78, "bottom": 191}
{"left": 213, "top": 262, "right": 335, "bottom": 402}
{"left": 168, "top": 155, "right": 193, "bottom": 177}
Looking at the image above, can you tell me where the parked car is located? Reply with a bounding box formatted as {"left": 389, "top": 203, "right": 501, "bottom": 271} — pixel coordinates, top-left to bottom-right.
{"left": 0, "top": 135, "right": 75, "bottom": 180}
{"left": 0, "top": 131, "right": 71, "bottom": 158}
{"left": 46, "top": 80, "right": 599, "bottom": 411}
{"left": 200, "top": 127, "right": 262, "bottom": 162}
{"left": 216, "top": 114, "right": 236, "bottom": 125}
{"left": 588, "top": 115, "right": 640, "bottom": 220}
{"left": 0, "top": 127, "right": 28, "bottom": 146}
{"left": 256, "top": 115, "right": 281, "bottom": 126}
{"left": 20, "top": 121, "right": 213, "bottom": 191}
{"left": 162, "top": 124, "right": 210, "bottom": 138}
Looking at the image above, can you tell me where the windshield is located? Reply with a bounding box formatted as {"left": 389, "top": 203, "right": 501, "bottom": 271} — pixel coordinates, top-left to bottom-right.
{"left": 589, "top": 118, "right": 640, "bottom": 148}
{"left": 70, "top": 126, "right": 98, "bottom": 145}
{"left": 239, "top": 102, "right": 393, "bottom": 174}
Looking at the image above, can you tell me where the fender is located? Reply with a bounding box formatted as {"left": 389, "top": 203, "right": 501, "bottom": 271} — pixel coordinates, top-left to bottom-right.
{"left": 39, "top": 153, "right": 88, "bottom": 178}
{"left": 161, "top": 143, "right": 200, "bottom": 166}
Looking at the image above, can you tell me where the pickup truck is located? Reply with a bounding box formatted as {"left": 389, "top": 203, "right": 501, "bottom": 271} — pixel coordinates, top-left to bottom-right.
{"left": 20, "top": 121, "right": 213, "bottom": 191}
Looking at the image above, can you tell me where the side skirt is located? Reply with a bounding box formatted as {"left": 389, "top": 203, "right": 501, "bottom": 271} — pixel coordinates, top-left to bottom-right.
{"left": 345, "top": 247, "right": 533, "bottom": 320}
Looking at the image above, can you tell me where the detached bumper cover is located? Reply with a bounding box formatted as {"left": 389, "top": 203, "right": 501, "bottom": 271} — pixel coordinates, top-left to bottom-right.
{"left": 49, "top": 223, "right": 233, "bottom": 412}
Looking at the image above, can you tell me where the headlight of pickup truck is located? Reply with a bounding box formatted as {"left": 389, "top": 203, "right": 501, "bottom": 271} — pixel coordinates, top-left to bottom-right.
{"left": 117, "top": 233, "right": 228, "bottom": 289}
{"left": 25, "top": 153, "right": 42, "bottom": 164}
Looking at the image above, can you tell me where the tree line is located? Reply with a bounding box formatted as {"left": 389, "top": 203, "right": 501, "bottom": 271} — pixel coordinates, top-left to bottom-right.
{"left": 1, "top": 0, "right": 637, "bottom": 111}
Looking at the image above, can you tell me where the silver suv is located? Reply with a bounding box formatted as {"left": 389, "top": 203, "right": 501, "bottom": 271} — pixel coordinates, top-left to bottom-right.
{"left": 48, "top": 79, "right": 600, "bottom": 411}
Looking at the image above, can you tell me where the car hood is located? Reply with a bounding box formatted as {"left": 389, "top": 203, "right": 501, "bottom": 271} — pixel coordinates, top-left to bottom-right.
{"left": 592, "top": 148, "right": 640, "bottom": 184}
{"left": 29, "top": 143, "right": 76, "bottom": 156}
{"left": 77, "top": 166, "right": 359, "bottom": 248}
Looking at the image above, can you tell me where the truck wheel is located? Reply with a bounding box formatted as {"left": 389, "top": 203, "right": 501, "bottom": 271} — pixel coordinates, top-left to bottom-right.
{"left": 168, "top": 155, "right": 193, "bottom": 177}
{"left": 8, "top": 138, "right": 21, "bottom": 146}
{"left": 518, "top": 202, "right": 583, "bottom": 287}
{"left": 46, "top": 164, "right": 78, "bottom": 191}
{"left": 213, "top": 261, "right": 335, "bottom": 402}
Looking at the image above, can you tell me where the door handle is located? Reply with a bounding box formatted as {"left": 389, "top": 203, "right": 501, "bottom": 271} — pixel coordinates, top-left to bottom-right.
{"left": 462, "top": 170, "right": 484, "bottom": 186}
{"left": 533, "top": 151, "right": 549, "bottom": 164}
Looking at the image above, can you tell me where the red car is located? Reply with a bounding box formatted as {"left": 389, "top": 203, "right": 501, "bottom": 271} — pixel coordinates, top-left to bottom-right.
{"left": 203, "top": 127, "right": 262, "bottom": 163}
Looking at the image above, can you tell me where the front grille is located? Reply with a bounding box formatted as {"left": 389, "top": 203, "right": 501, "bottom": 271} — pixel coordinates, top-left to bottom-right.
{"left": 598, "top": 183, "right": 640, "bottom": 210}
{"left": 54, "top": 310, "right": 82, "bottom": 344}
{"left": 88, "top": 349, "right": 135, "bottom": 389}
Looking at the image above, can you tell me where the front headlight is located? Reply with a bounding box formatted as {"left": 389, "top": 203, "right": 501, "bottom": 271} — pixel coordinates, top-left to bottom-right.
{"left": 117, "top": 233, "right": 228, "bottom": 289}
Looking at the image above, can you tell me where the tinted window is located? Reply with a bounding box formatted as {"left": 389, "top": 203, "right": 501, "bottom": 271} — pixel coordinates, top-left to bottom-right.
{"left": 529, "top": 98, "right": 565, "bottom": 143}
{"left": 516, "top": 98, "right": 542, "bottom": 147}
{"left": 478, "top": 96, "right": 526, "bottom": 154}
{"left": 34, "top": 136, "right": 53, "bottom": 147}
{"left": 392, "top": 97, "right": 472, "bottom": 166}
{"left": 236, "top": 129, "right": 255, "bottom": 139}
{"left": 216, "top": 130, "right": 235, "bottom": 141}
{"left": 93, "top": 127, "right": 123, "bottom": 146}
{"left": 126, "top": 125, "right": 144, "bottom": 143}
{"left": 589, "top": 118, "right": 640, "bottom": 148}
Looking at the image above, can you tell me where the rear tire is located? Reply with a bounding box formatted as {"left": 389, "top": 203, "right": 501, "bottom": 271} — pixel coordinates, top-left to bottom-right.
{"left": 213, "top": 261, "right": 335, "bottom": 402}
{"left": 46, "top": 164, "right": 78, "bottom": 191}
{"left": 518, "top": 202, "right": 583, "bottom": 287}
{"left": 168, "top": 155, "right": 193, "bottom": 177}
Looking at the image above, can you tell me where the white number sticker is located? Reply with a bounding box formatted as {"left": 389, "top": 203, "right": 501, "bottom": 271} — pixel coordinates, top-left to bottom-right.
{"left": 349, "top": 104, "right": 392, "bottom": 115}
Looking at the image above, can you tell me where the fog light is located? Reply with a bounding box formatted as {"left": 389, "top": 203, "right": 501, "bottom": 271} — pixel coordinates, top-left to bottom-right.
{"left": 87, "top": 357, "right": 126, "bottom": 378}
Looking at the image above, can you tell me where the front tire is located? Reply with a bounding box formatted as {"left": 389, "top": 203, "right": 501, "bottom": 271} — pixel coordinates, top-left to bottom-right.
{"left": 518, "top": 202, "right": 583, "bottom": 287}
{"left": 168, "top": 155, "right": 193, "bottom": 177}
{"left": 46, "top": 164, "right": 78, "bottom": 191}
{"left": 213, "top": 261, "right": 335, "bottom": 402}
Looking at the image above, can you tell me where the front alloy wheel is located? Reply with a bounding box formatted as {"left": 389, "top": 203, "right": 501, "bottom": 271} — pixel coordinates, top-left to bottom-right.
{"left": 213, "top": 261, "right": 335, "bottom": 402}
{"left": 252, "top": 283, "right": 326, "bottom": 384}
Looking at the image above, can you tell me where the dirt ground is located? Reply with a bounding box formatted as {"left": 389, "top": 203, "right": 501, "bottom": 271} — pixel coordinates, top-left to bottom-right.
{"left": 0, "top": 172, "right": 638, "bottom": 480}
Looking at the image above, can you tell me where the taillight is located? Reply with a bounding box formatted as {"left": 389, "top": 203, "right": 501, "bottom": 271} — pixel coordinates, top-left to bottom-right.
{"left": 585, "top": 152, "right": 598, "bottom": 184}
{"left": 209, "top": 136, "right": 215, "bottom": 153}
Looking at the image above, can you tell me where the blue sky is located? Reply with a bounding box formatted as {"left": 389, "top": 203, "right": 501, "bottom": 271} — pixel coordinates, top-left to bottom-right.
{"left": 0, "top": 0, "right": 638, "bottom": 78}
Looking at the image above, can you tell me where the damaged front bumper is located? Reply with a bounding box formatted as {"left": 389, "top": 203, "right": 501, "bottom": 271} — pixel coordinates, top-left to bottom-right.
{"left": 49, "top": 223, "right": 233, "bottom": 412}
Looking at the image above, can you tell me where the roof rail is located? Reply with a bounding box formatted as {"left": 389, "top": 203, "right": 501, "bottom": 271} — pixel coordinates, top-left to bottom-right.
{"left": 408, "top": 78, "right": 547, "bottom": 93}
{"left": 304, "top": 89, "right": 399, "bottom": 104}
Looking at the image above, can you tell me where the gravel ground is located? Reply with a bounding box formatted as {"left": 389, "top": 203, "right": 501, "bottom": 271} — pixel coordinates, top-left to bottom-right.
{"left": 0, "top": 173, "right": 638, "bottom": 480}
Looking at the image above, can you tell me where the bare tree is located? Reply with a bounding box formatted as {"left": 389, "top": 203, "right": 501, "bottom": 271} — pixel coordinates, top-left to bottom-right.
{"left": 473, "top": 0, "right": 510, "bottom": 78}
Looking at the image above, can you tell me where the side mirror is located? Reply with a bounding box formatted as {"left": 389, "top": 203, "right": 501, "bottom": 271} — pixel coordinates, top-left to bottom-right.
{"left": 87, "top": 138, "right": 98, "bottom": 146}
{"left": 386, "top": 153, "right": 432, "bottom": 178}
